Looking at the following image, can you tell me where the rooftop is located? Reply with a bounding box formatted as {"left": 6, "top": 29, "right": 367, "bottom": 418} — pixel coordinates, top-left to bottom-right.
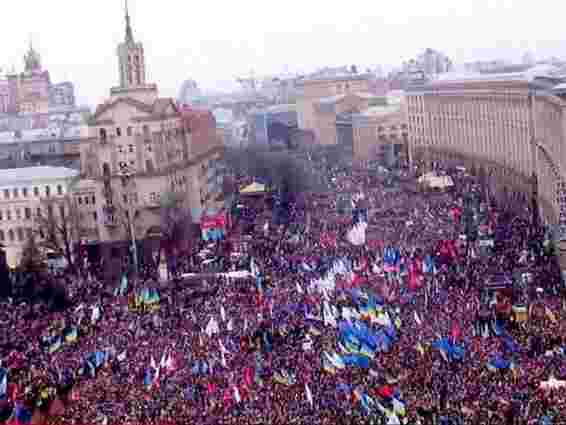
{"left": 317, "top": 92, "right": 378, "bottom": 106}
{"left": 0, "top": 166, "right": 79, "bottom": 186}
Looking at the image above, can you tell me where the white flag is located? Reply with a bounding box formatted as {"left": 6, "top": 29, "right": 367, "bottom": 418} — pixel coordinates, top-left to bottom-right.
{"left": 305, "top": 383, "right": 313, "bottom": 406}
{"left": 220, "top": 306, "right": 226, "bottom": 322}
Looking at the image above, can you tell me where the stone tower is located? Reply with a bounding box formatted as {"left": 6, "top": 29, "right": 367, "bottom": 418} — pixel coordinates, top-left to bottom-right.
{"left": 117, "top": 0, "right": 147, "bottom": 89}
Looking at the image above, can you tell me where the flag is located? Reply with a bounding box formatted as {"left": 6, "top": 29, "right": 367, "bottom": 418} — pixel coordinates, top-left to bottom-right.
{"left": 64, "top": 327, "right": 78, "bottom": 344}
{"left": 119, "top": 274, "right": 128, "bottom": 296}
{"left": 305, "top": 383, "right": 313, "bottom": 406}
{"left": 0, "top": 368, "right": 7, "bottom": 398}
{"left": 220, "top": 306, "right": 226, "bottom": 322}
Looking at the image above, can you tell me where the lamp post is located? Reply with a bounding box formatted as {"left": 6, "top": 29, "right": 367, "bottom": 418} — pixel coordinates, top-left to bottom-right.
{"left": 119, "top": 171, "right": 139, "bottom": 278}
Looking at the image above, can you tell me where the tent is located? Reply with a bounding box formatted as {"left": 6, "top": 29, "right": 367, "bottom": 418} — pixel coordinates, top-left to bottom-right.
{"left": 240, "top": 182, "right": 266, "bottom": 195}
{"left": 417, "top": 172, "right": 454, "bottom": 189}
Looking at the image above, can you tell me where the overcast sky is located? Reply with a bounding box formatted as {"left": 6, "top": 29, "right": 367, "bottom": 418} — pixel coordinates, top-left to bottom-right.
{"left": 2, "top": 0, "right": 566, "bottom": 107}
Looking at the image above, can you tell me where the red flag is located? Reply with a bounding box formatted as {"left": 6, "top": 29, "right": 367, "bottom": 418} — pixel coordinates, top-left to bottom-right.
{"left": 451, "top": 321, "right": 462, "bottom": 341}
{"left": 243, "top": 367, "right": 254, "bottom": 387}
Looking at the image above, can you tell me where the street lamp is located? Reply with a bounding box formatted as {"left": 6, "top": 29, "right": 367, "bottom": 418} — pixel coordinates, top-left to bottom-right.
{"left": 119, "top": 170, "right": 139, "bottom": 278}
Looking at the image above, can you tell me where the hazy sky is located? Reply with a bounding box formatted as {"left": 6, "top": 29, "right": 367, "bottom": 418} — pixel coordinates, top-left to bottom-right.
{"left": 2, "top": 0, "right": 566, "bottom": 107}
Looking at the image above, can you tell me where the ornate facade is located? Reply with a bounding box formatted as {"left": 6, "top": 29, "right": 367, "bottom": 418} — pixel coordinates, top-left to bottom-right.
{"left": 81, "top": 4, "right": 223, "bottom": 246}
{"left": 0, "top": 43, "right": 76, "bottom": 115}
{"left": 406, "top": 70, "right": 566, "bottom": 266}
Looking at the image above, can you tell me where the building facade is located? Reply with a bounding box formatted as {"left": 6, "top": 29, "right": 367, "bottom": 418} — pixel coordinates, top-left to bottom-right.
{"left": 81, "top": 4, "right": 224, "bottom": 251}
{"left": 351, "top": 100, "right": 408, "bottom": 165}
{"left": 0, "top": 166, "right": 79, "bottom": 267}
{"left": 406, "top": 69, "right": 566, "bottom": 266}
{"left": 0, "top": 43, "right": 76, "bottom": 115}
{"left": 296, "top": 73, "right": 374, "bottom": 139}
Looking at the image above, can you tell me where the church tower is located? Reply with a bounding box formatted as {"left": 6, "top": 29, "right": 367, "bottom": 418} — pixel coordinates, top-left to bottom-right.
{"left": 111, "top": 1, "right": 157, "bottom": 102}
{"left": 117, "top": 0, "right": 146, "bottom": 88}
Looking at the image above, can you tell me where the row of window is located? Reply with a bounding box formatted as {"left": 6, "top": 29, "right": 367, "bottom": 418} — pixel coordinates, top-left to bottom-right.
{"left": 77, "top": 195, "right": 96, "bottom": 205}
{"left": 0, "top": 205, "right": 66, "bottom": 221}
{"left": 100, "top": 125, "right": 151, "bottom": 142}
{"left": 2, "top": 185, "right": 64, "bottom": 200}
{"left": 0, "top": 227, "right": 32, "bottom": 243}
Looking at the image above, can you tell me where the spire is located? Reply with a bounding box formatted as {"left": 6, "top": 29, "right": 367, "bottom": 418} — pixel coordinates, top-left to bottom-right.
{"left": 124, "top": 0, "right": 134, "bottom": 44}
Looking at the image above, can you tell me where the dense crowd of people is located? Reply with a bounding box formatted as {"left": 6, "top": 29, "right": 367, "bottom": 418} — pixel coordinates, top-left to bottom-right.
{"left": 0, "top": 161, "right": 564, "bottom": 424}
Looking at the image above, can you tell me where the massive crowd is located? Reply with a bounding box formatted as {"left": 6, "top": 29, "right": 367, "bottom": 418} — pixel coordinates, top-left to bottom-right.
{"left": 0, "top": 162, "right": 564, "bottom": 425}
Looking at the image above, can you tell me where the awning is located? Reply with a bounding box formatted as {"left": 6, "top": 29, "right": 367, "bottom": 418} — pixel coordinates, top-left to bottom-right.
{"left": 240, "top": 182, "right": 266, "bottom": 194}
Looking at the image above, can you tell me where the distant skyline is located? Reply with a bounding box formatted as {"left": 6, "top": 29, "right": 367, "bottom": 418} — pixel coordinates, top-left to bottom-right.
{"left": 1, "top": 0, "right": 566, "bottom": 107}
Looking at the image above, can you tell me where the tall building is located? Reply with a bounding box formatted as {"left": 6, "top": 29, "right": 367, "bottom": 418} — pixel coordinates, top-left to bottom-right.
{"left": 81, "top": 3, "right": 224, "bottom": 258}
{"left": 406, "top": 67, "right": 566, "bottom": 268}
{"left": 0, "top": 43, "right": 77, "bottom": 115}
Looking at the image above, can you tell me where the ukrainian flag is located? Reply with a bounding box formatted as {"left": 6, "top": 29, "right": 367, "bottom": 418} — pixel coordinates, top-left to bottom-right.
{"left": 64, "top": 328, "right": 78, "bottom": 344}
{"left": 48, "top": 337, "right": 63, "bottom": 354}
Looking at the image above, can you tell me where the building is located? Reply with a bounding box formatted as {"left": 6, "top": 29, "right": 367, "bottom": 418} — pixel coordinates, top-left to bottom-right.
{"left": 81, "top": 3, "right": 224, "bottom": 256}
{"left": 406, "top": 66, "right": 566, "bottom": 267}
{"left": 296, "top": 73, "right": 374, "bottom": 141}
{"left": 0, "top": 166, "right": 79, "bottom": 267}
{"left": 463, "top": 60, "right": 510, "bottom": 74}
{"left": 177, "top": 79, "right": 204, "bottom": 106}
{"left": 0, "top": 42, "right": 77, "bottom": 115}
{"left": 0, "top": 107, "right": 90, "bottom": 168}
{"left": 249, "top": 104, "right": 298, "bottom": 148}
{"left": 350, "top": 97, "right": 408, "bottom": 164}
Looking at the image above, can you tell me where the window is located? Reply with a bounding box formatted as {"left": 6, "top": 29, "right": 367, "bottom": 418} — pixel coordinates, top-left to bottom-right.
{"left": 13, "top": 188, "right": 18, "bottom": 198}
{"left": 93, "top": 211, "right": 98, "bottom": 221}
{"left": 143, "top": 125, "right": 150, "bottom": 140}
{"left": 116, "top": 127, "right": 122, "bottom": 137}
{"left": 8, "top": 229, "right": 14, "bottom": 242}
{"left": 26, "top": 228, "right": 32, "bottom": 238}
{"left": 118, "top": 145, "right": 123, "bottom": 153}
{"left": 146, "top": 159, "right": 154, "bottom": 172}
{"left": 45, "top": 186, "right": 51, "bottom": 197}
{"left": 17, "top": 228, "right": 23, "bottom": 241}
{"left": 6, "top": 210, "right": 10, "bottom": 221}
{"left": 22, "top": 187, "right": 28, "bottom": 197}
{"left": 59, "top": 205, "right": 65, "bottom": 218}
{"left": 92, "top": 195, "right": 96, "bottom": 204}
{"left": 15, "top": 209, "right": 21, "bottom": 220}
{"left": 127, "top": 126, "right": 133, "bottom": 136}
{"left": 78, "top": 197, "right": 82, "bottom": 205}
{"left": 33, "top": 187, "right": 39, "bottom": 197}
{"left": 0, "top": 230, "right": 4, "bottom": 241}
{"left": 24, "top": 208, "right": 31, "bottom": 220}
{"left": 3, "top": 189, "right": 9, "bottom": 199}
{"left": 36, "top": 208, "right": 41, "bottom": 217}
{"left": 102, "top": 163, "right": 111, "bottom": 177}
{"left": 100, "top": 128, "right": 107, "bottom": 142}
{"left": 128, "top": 144, "right": 134, "bottom": 153}
{"left": 57, "top": 185, "right": 63, "bottom": 195}
{"left": 47, "top": 205, "right": 53, "bottom": 217}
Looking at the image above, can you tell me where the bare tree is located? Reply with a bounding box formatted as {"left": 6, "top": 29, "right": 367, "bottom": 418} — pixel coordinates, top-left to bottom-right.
{"left": 160, "top": 191, "right": 193, "bottom": 252}
{"left": 34, "top": 177, "right": 83, "bottom": 271}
